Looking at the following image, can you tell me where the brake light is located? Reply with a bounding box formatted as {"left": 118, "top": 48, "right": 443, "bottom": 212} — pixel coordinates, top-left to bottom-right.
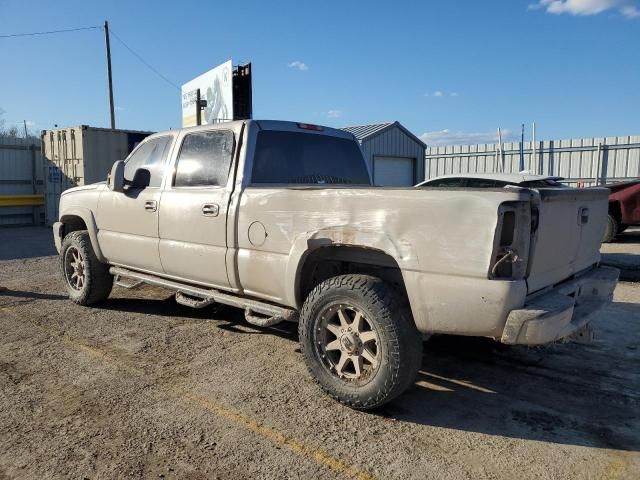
{"left": 297, "top": 123, "right": 323, "bottom": 131}
{"left": 490, "top": 202, "right": 530, "bottom": 280}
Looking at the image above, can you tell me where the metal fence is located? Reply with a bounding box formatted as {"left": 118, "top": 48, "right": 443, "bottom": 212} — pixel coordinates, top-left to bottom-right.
{"left": 425, "top": 135, "right": 640, "bottom": 186}
{"left": 0, "top": 135, "right": 45, "bottom": 226}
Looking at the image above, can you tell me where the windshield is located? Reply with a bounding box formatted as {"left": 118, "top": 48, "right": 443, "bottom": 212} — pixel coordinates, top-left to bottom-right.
{"left": 251, "top": 131, "right": 371, "bottom": 185}
{"left": 519, "top": 179, "right": 567, "bottom": 188}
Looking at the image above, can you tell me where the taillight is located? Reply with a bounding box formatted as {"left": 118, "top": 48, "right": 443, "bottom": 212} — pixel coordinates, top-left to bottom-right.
{"left": 490, "top": 202, "right": 530, "bottom": 279}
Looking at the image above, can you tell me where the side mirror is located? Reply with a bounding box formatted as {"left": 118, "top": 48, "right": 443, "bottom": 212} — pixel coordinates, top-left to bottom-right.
{"left": 131, "top": 168, "right": 151, "bottom": 189}
{"left": 108, "top": 160, "right": 125, "bottom": 192}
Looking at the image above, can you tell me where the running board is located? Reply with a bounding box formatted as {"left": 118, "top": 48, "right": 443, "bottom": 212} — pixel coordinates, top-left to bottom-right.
{"left": 114, "top": 275, "right": 144, "bottom": 290}
{"left": 175, "top": 291, "right": 217, "bottom": 309}
{"left": 109, "top": 266, "right": 296, "bottom": 319}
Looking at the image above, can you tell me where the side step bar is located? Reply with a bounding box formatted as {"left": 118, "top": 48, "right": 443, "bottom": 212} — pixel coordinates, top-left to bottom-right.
{"left": 109, "top": 267, "right": 298, "bottom": 324}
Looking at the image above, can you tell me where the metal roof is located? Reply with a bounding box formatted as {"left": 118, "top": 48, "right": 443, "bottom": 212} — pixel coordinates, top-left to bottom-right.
{"left": 341, "top": 121, "right": 426, "bottom": 148}
{"left": 341, "top": 122, "right": 394, "bottom": 141}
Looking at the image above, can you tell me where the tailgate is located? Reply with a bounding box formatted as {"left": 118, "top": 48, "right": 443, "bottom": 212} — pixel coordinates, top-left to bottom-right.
{"left": 526, "top": 187, "right": 609, "bottom": 293}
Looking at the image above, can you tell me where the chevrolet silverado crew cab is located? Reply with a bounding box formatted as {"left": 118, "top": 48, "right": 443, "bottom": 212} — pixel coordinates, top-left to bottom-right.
{"left": 53, "top": 120, "right": 619, "bottom": 409}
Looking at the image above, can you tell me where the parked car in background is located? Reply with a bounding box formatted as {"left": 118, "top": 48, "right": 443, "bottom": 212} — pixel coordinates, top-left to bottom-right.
{"left": 416, "top": 173, "right": 567, "bottom": 189}
{"left": 602, "top": 179, "right": 640, "bottom": 242}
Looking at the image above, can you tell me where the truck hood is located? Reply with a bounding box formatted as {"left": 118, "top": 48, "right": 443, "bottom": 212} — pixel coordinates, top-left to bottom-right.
{"left": 60, "top": 182, "right": 105, "bottom": 197}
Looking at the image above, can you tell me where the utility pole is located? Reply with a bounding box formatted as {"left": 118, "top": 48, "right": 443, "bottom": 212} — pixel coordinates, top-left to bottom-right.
{"left": 23, "top": 120, "right": 28, "bottom": 138}
{"left": 519, "top": 123, "right": 525, "bottom": 172}
{"left": 104, "top": 20, "right": 116, "bottom": 129}
{"left": 195, "top": 88, "right": 207, "bottom": 126}
{"left": 196, "top": 88, "right": 202, "bottom": 126}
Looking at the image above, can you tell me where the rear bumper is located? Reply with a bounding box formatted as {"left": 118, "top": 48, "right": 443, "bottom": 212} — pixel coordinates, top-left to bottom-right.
{"left": 501, "top": 266, "right": 619, "bottom": 345}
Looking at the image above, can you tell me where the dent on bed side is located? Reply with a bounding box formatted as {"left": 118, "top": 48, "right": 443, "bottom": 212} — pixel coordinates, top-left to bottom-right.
{"left": 283, "top": 226, "right": 417, "bottom": 308}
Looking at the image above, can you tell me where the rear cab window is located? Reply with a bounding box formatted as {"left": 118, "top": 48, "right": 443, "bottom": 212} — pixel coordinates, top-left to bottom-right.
{"left": 251, "top": 131, "right": 371, "bottom": 185}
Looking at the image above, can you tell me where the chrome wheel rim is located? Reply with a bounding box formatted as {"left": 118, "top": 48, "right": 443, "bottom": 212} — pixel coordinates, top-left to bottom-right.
{"left": 317, "top": 304, "right": 380, "bottom": 383}
{"left": 64, "top": 246, "right": 86, "bottom": 291}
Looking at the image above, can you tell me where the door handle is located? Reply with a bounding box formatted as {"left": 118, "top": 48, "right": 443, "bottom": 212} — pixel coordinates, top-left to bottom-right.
{"left": 202, "top": 203, "right": 219, "bottom": 217}
{"left": 144, "top": 200, "right": 157, "bottom": 212}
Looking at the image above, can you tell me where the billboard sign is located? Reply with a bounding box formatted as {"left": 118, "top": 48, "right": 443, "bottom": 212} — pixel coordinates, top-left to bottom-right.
{"left": 181, "top": 60, "right": 233, "bottom": 127}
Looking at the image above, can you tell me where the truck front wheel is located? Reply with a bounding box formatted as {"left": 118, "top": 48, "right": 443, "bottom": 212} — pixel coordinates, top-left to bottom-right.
{"left": 60, "top": 230, "right": 113, "bottom": 305}
{"left": 299, "top": 274, "right": 422, "bottom": 410}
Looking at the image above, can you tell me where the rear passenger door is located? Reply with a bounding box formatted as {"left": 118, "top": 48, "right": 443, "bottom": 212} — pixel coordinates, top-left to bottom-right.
{"left": 158, "top": 129, "right": 235, "bottom": 289}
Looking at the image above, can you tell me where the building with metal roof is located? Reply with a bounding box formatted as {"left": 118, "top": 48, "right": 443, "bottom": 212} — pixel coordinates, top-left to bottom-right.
{"left": 341, "top": 121, "right": 426, "bottom": 186}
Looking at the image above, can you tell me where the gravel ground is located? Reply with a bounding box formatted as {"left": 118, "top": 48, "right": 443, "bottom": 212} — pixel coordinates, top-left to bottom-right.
{"left": 0, "top": 229, "right": 639, "bottom": 479}
{"left": 601, "top": 228, "right": 640, "bottom": 281}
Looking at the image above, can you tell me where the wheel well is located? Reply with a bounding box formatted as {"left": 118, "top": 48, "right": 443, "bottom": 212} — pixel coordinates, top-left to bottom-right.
{"left": 61, "top": 215, "right": 87, "bottom": 236}
{"left": 297, "top": 246, "right": 409, "bottom": 307}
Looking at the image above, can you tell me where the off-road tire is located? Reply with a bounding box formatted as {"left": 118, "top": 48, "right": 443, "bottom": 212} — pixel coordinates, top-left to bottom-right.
{"left": 60, "top": 230, "right": 113, "bottom": 305}
{"left": 602, "top": 214, "right": 620, "bottom": 243}
{"left": 299, "top": 274, "right": 422, "bottom": 410}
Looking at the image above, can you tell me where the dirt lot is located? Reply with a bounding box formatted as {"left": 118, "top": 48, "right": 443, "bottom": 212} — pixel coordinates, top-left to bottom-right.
{"left": 0, "top": 228, "right": 639, "bottom": 479}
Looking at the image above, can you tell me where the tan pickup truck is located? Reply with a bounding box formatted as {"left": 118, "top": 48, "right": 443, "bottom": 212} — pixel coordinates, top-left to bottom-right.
{"left": 53, "top": 120, "right": 619, "bottom": 409}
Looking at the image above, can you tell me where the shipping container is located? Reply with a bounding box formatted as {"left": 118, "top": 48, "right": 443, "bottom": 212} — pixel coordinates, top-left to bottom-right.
{"left": 42, "top": 126, "right": 152, "bottom": 226}
{"left": 0, "top": 135, "right": 44, "bottom": 226}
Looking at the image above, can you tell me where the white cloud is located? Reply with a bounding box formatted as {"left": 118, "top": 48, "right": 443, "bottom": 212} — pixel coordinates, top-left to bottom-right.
{"left": 424, "top": 90, "right": 454, "bottom": 97}
{"left": 420, "top": 129, "right": 515, "bottom": 146}
{"left": 529, "top": 0, "right": 640, "bottom": 18}
{"left": 287, "top": 60, "right": 309, "bottom": 71}
{"left": 115, "top": 106, "right": 127, "bottom": 112}
{"left": 621, "top": 4, "right": 640, "bottom": 16}
{"left": 326, "top": 110, "right": 343, "bottom": 118}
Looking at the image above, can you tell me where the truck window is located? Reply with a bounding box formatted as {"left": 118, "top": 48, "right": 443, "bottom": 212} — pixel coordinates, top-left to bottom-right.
{"left": 466, "top": 178, "right": 498, "bottom": 188}
{"left": 174, "top": 130, "right": 234, "bottom": 187}
{"left": 123, "top": 136, "right": 171, "bottom": 188}
{"left": 424, "top": 177, "right": 467, "bottom": 187}
{"left": 251, "top": 131, "right": 370, "bottom": 185}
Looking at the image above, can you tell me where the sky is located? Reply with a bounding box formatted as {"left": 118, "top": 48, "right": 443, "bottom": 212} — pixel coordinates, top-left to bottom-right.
{"left": 0, "top": 0, "right": 638, "bottom": 145}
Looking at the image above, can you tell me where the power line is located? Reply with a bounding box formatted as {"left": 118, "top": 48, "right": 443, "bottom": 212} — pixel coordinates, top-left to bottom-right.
{"left": 108, "top": 28, "right": 181, "bottom": 91}
{"left": 0, "top": 25, "right": 101, "bottom": 38}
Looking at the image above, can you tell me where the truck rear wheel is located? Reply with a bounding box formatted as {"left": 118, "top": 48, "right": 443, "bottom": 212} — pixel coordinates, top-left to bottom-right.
{"left": 60, "top": 230, "right": 113, "bottom": 305}
{"left": 299, "top": 274, "right": 422, "bottom": 410}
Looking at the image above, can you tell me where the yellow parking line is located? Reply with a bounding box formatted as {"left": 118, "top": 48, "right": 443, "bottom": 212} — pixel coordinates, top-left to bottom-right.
{"left": 420, "top": 371, "right": 496, "bottom": 394}
{"left": 2, "top": 308, "right": 374, "bottom": 480}
{"left": 180, "top": 390, "right": 373, "bottom": 480}
{"left": 603, "top": 452, "right": 629, "bottom": 480}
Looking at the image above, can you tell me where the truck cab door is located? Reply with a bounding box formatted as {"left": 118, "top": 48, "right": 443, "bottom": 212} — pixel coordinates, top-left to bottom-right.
{"left": 96, "top": 135, "right": 173, "bottom": 273}
{"left": 158, "top": 129, "right": 235, "bottom": 289}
